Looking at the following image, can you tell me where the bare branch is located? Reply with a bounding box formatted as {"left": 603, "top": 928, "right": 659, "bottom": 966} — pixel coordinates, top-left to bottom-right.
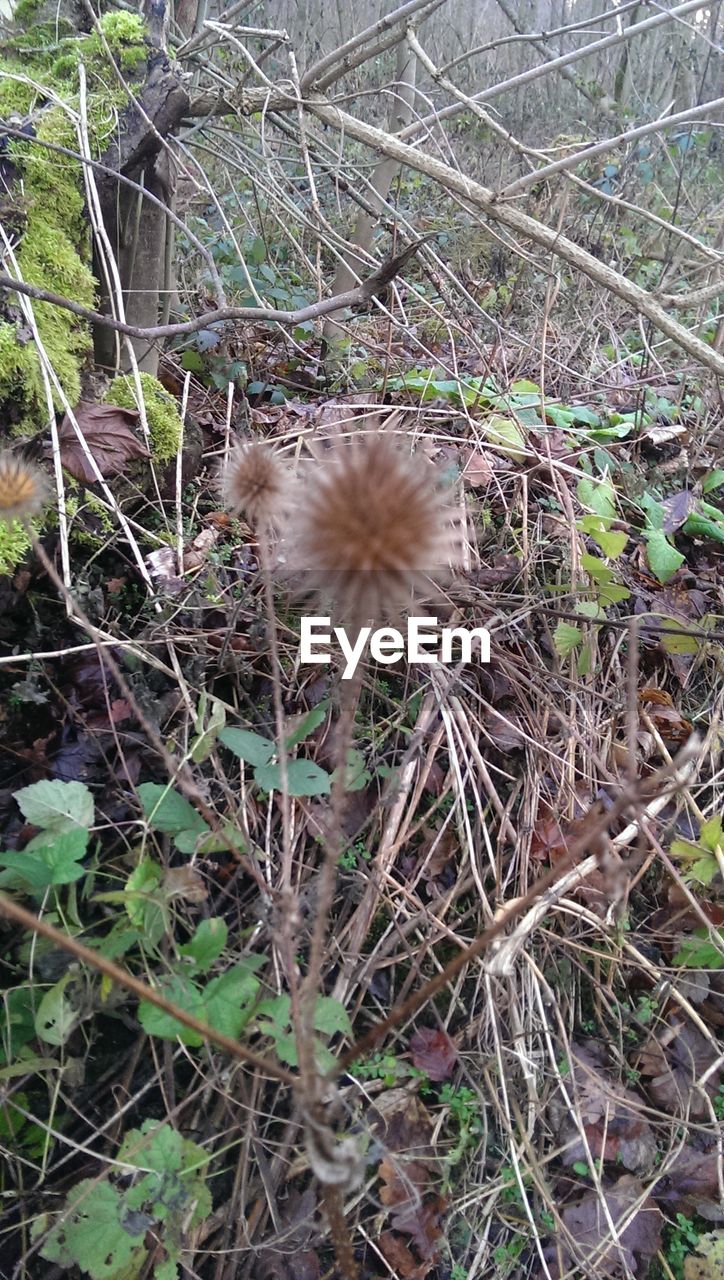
{"left": 499, "top": 97, "right": 724, "bottom": 199}
{"left": 399, "top": 0, "right": 713, "bottom": 140}
{"left": 0, "top": 238, "right": 433, "bottom": 341}
{"left": 304, "top": 98, "right": 724, "bottom": 377}
{"left": 299, "top": 0, "right": 439, "bottom": 92}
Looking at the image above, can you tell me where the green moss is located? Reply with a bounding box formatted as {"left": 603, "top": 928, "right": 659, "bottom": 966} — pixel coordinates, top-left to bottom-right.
{"left": 0, "top": 520, "right": 32, "bottom": 575}
{"left": 0, "top": 68, "right": 38, "bottom": 117}
{"left": 104, "top": 374, "right": 183, "bottom": 463}
{"left": 87, "top": 12, "right": 148, "bottom": 73}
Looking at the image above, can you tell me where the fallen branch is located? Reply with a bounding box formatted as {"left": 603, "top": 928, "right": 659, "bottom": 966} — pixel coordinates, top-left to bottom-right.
{"left": 0, "top": 237, "right": 432, "bottom": 341}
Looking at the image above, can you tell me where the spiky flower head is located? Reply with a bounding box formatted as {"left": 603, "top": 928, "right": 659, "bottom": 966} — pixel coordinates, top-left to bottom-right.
{"left": 0, "top": 452, "right": 48, "bottom": 525}
{"left": 221, "top": 441, "right": 288, "bottom": 529}
{"left": 284, "top": 432, "right": 463, "bottom": 624}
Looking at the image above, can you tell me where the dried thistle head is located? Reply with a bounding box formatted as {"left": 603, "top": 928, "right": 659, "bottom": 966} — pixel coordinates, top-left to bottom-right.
{"left": 284, "top": 433, "right": 462, "bottom": 623}
{"left": 221, "top": 441, "right": 288, "bottom": 529}
{"left": 0, "top": 452, "right": 48, "bottom": 525}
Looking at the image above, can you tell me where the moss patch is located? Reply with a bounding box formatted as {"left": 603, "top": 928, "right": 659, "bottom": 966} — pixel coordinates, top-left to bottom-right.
{"left": 0, "top": 520, "right": 32, "bottom": 575}
{"left": 104, "top": 373, "right": 183, "bottom": 463}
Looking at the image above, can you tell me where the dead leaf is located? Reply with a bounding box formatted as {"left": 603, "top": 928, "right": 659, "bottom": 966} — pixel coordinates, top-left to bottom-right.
{"left": 370, "top": 1088, "right": 435, "bottom": 1165}
{"left": 663, "top": 489, "right": 697, "bottom": 533}
{"left": 57, "top": 403, "right": 149, "bottom": 482}
{"left": 459, "top": 446, "right": 497, "bottom": 487}
{"left": 530, "top": 814, "right": 568, "bottom": 863}
{"left": 545, "top": 1176, "right": 662, "bottom": 1277}
{"left": 162, "top": 865, "right": 208, "bottom": 903}
{"left": 638, "top": 687, "right": 692, "bottom": 745}
{"left": 635, "top": 1017, "right": 722, "bottom": 1119}
{"left": 380, "top": 1231, "right": 431, "bottom": 1280}
{"left": 549, "top": 1043, "right": 657, "bottom": 1173}
{"left": 653, "top": 1145, "right": 724, "bottom": 1222}
{"left": 409, "top": 1027, "right": 458, "bottom": 1082}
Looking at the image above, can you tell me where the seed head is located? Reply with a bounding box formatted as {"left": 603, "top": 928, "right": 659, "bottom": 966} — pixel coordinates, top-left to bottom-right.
{"left": 284, "top": 433, "right": 462, "bottom": 623}
{"left": 221, "top": 441, "right": 288, "bottom": 529}
{"left": 0, "top": 452, "right": 48, "bottom": 525}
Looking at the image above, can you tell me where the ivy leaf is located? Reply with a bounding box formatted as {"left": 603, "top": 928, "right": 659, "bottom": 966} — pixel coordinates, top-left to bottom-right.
{"left": 646, "top": 530, "right": 685, "bottom": 583}
{"left": 591, "top": 527, "right": 627, "bottom": 558}
{"left": 218, "top": 727, "right": 275, "bottom": 767}
{"left": 255, "top": 759, "right": 331, "bottom": 796}
{"left": 15, "top": 779, "right": 94, "bottom": 832}
{"left": 481, "top": 414, "right": 526, "bottom": 460}
{"left": 699, "top": 816, "right": 723, "bottom": 851}
{"left": 577, "top": 476, "right": 617, "bottom": 520}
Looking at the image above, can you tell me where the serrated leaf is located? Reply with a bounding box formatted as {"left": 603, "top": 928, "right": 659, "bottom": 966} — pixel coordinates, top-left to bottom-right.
{"left": 123, "top": 859, "right": 165, "bottom": 944}
{"left": 137, "top": 784, "right": 208, "bottom": 839}
{"left": 179, "top": 918, "right": 228, "bottom": 974}
{"left": 314, "top": 996, "right": 353, "bottom": 1037}
{"left": 646, "top": 530, "right": 685, "bottom": 583}
{"left": 138, "top": 976, "right": 205, "bottom": 1046}
{"left": 218, "top": 727, "right": 275, "bottom": 767}
{"left": 15, "top": 780, "right": 94, "bottom": 832}
{"left": 39, "top": 1180, "right": 145, "bottom": 1278}
{"left": 0, "top": 829, "right": 88, "bottom": 892}
{"left": 674, "top": 931, "right": 724, "bottom": 970}
{"left": 554, "top": 622, "right": 582, "bottom": 657}
{"left": 255, "top": 758, "right": 331, "bottom": 796}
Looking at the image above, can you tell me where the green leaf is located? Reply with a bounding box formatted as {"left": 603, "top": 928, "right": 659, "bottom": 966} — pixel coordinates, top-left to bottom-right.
{"left": 191, "top": 697, "right": 226, "bottom": 764}
{"left": 38, "top": 1180, "right": 145, "bottom": 1279}
{"left": 202, "top": 961, "right": 263, "bottom": 1038}
{"left": 314, "top": 996, "right": 353, "bottom": 1037}
{"left": 683, "top": 513, "right": 724, "bottom": 544}
{"left": 138, "top": 975, "right": 205, "bottom": 1046}
{"left": 645, "top": 530, "right": 685, "bottom": 583}
{"left": 15, "top": 780, "right": 93, "bottom": 832}
{"left": 591, "top": 528, "right": 627, "bottom": 558}
{"left": 332, "top": 747, "right": 371, "bottom": 792}
{"left": 575, "top": 601, "right": 605, "bottom": 620}
{"left": 554, "top": 622, "right": 582, "bottom": 657}
{"left": 481, "top": 414, "right": 526, "bottom": 460}
{"left": 656, "top": 616, "right": 701, "bottom": 655}
{"left": 0, "top": 829, "right": 88, "bottom": 893}
{"left": 702, "top": 469, "right": 724, "bottom": 495}
{"left": 218, "top": 727, "right": 275, "bottom": 767}
{"left": 35, "top": 974, "right": 78, "bottom": 1046}
{"left": 137, "top": 784, "right": 208, "bottom": 840}
{"left": 699, "top": 817, "right": 723, "bottom": 851}
{"left": 284, "top": 700, "right": 329, "bottom": 749}
{"left": 674, "top": 930, "right": 724, "bottom": 970}
{"left": 255, "top": 758, "right": 331, "bottom": 796}
{"left": 577, "top": 476, "right": 616, "bottom": 520}
{"left": 179, "top": 918, "right": 228, "bottom": 974}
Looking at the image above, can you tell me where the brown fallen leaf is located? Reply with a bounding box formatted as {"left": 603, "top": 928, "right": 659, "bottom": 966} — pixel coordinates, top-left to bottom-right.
{"left": 57, "top": 403, "right": 149, "bottom": 482}
{"left": 409, "top": 1027, "right": 458, "bottom": 1082}
{"left": 549, "top": 1042, "right": 657, "bottom": 1173}
{"left": 635, "top": 1017, "right": 722, "bottom": 1119}
{"left": 544, "top": 1176, "right": 662, "bottom": 1278}
{"left": 653, "top": 1144, "right": 724, "bottom": 1223}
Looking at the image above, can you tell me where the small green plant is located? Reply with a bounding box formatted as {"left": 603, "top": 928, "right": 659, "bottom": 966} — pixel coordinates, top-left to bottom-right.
{"left": 664, "top": 1213, "right": 700, "bottom": 1280}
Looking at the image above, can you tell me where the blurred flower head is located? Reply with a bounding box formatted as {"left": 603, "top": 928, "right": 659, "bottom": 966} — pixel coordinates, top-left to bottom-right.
{"left": 283, "top": 432, "right": 463, "bottom": 623}
{"left": 0, "top": 452, "right": 48, "bottom": 525}
{"left": 221, "top": 441, "right": 288, "bottom": 529}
